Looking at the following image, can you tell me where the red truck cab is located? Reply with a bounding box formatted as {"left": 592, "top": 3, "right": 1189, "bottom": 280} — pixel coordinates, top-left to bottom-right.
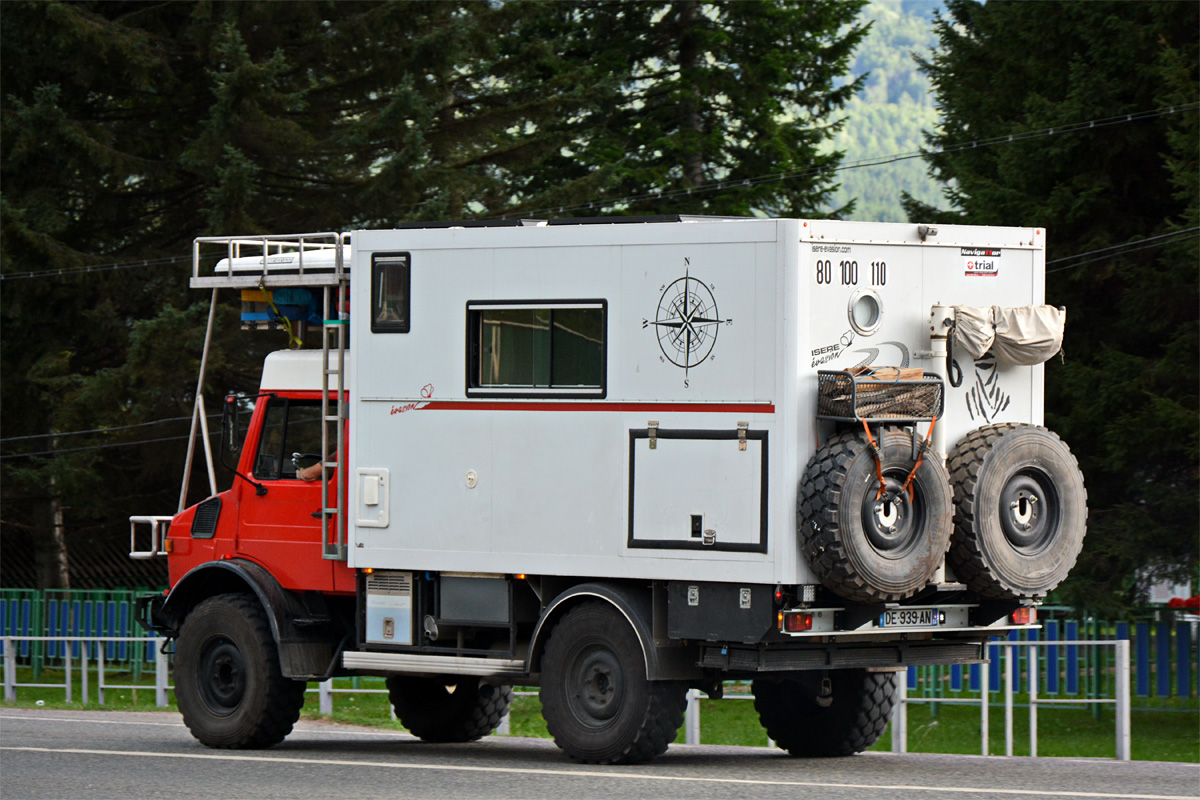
{"left": 166, "top": 352, "right": 354, "bottom": 595}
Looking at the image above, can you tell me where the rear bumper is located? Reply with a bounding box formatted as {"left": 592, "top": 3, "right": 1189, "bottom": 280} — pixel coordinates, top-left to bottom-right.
{"left": 700, "top": 637, "right": 985, "bottom": 674}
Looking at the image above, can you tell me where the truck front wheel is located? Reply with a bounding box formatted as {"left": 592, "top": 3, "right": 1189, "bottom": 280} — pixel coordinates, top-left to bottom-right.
{"left": 174, "top": 593, "right": 306, "bottom": 748}
{"left": 753, "top": 669, "right": 896, "bottom": 757}
{"left": 540, "top": 601, "right": 686, "bottom": 764}
{"left": 386, "top": 676, "right": 512, "bottom": 742}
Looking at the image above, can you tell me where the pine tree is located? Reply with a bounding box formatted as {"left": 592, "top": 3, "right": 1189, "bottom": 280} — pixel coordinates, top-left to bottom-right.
{"left": 502, "top": 1, "right": 869, "bottom": 218}
{"left": 905, "top": 0, "right": 1199, "bottom": 612}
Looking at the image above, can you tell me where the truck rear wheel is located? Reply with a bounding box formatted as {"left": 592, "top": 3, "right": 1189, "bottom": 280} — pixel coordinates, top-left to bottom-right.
{"left": 174, "top": 593, "right": 306, "bottom": 749}
{"left": 753, "top": 670, "right": 896, "bottom": 757}
{"left": 539, "top": 601, "right": 686, "bottom": 764}
{"left": 799, "top": 428, "right": 953, "bottom": 603}
{"left": 948, "top": 423, "right": 1087, "bottom": 599}
{"left": 386, "top": 676, "right": 512, "bottom": 742}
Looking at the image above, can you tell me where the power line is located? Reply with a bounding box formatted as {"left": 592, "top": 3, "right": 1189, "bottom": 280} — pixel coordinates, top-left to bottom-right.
{"left": 0, "top": 255, "right": 191, "bottom": 282}
{"left": 1046, "top": 226, "right": 1195, "bottom": 267}
{"left": 492, "top": 103, "right": 1199, "bottom": 219}
{"left": 0, "top": 431, "right": 218, "bottom": 461}
{"left": 0, "top": 414, "right": 219, "bottom": 444}
{"left": 6, "top": 232, "right": 1194, "bottom": 458}
{"left": 3, "top": 104, "right": 1193, "bottom": 285}
{"left": 1047, "top": 231, "right": 1200, "bottom": 274}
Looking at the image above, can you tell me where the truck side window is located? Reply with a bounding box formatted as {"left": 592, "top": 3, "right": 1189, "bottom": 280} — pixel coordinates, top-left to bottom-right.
{"left": 467, "top": 301, "right": 606, "bottom": 397}
{"left": 253, "top": 399, "right": 335, "bottom": 480}
{"left": 371, "top": 252, "right": 410, "bottom": 333}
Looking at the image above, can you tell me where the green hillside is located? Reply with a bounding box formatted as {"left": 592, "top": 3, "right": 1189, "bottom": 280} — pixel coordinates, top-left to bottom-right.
{"left": 825, "top": 0, "right": 945, "bottom": 221}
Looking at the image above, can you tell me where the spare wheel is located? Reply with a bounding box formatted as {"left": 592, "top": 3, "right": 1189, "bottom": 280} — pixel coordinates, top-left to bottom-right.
{"left": 799, "top": 427, "right": 953, "bottom": 603}
{"left": 947, "top": 423, "right": 1087, "bottom": 599}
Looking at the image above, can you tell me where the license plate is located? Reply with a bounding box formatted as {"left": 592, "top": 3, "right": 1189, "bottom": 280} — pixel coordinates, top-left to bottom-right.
{"left": 879, "top": 608, "right": 939, "bottom": 628}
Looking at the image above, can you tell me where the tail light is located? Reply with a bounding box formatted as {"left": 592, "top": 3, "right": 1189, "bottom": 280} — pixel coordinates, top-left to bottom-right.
{"left": 1012, "top": 607, "right": 1037, "bottom": 625}
{"left": 782, "top": 612, "right": 814, "bottom": 633}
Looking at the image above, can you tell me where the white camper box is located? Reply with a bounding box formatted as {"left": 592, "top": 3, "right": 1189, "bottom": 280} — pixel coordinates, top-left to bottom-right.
{"left": 345, "top": 218, "right": 1045, "bottom": 586}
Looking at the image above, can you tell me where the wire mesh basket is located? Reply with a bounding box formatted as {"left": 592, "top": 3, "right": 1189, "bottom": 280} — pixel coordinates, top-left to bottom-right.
{"left": 817, "top": 368, "right": 944, "bottom": 422}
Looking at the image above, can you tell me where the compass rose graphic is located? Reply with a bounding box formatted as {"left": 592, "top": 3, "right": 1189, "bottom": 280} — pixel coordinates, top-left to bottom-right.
{"left": 643, "top": 267, "right": 732, "bottom": 385}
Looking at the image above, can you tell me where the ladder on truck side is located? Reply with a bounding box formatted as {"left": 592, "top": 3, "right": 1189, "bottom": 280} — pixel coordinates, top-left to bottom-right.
{"left": 186, "top": 232, "right": 351, "bottom": 561}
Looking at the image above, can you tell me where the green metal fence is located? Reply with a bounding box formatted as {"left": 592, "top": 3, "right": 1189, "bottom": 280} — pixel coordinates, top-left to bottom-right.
{"left": 0, "top": 588, "right": 164, "bottom": 680}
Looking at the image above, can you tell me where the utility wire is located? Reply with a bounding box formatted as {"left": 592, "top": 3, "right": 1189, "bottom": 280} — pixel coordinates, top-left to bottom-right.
{"left": 0, "top": 431, "right": 218, "bottom": 461}
{"left": 3, "top": 104, "right": 1193, "bottom": 284}
{"left": 492, "top": 103, "right": 1199, "bottom": 219}
{"left": 1046, "top": 227, "right": 1200, "bottom": 266}
{"left": 0, "top": 414, "right": 220, "bottom": 444}
{"left": 0, "top": 255, "right": 191, "bottom": 282}
{"left": 1047, "top": 231, "right": 1200, "bottom": 274}
{"left": 6, "top": 228, "right": 1195, "bottom": 458}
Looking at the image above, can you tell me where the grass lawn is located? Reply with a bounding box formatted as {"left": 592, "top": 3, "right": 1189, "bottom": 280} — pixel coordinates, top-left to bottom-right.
{"left": 5, "top": 669, "right": 1197, "bottom": 762}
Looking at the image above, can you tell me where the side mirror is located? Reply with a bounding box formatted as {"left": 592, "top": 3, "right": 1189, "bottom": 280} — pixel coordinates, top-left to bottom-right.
{"left": 222, "top": 393, "right": 241, "bottom": 456}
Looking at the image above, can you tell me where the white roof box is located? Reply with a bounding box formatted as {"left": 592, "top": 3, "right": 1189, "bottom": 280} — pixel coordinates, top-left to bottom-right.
{"left": 260, "top": 349, "right": 348, "bottom": 392}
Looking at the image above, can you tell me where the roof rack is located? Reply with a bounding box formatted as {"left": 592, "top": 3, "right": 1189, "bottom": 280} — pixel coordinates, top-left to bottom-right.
{"left": 190, "top": 232, "right": 348, "bottom": 290}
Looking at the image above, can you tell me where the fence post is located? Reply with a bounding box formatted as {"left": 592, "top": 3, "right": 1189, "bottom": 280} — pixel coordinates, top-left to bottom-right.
{"left": 684, "top": 688, "right": 700, "bottom": 745}
{"left": 3, "top": 636, "right": 14, "bottom": 701}
{"left": 64, "top": 638, "right": 72, "bottom": 704}
{"left": 891, "top": 668, "right": 908, "bottom": 753}
{"left": 1005, "top": 643, "right": 1014, "bottom": 757}
{"left": 1028, "top": 639, "right": 1037, "bottom": 757}
{"left": 155, "top": 638, "right": 169, "bottom": 707}
{"left": 980, "top": 655, "right": 989, "bottom": 756}
{"left": 319, "top": 678, "right": 333, "bottom": 715}
{"left": 81, "top": 640, "right": 88, "bottom": 705}
{"left": 1115, "top": 638, "right": 1131, "bottom": 761}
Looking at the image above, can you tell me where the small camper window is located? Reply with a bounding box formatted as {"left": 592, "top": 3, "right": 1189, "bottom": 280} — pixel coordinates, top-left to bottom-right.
{"left": 468, "top": 301, "right": 606, "bottom": 397}
{"left": 371, "top": 253, "right": 410, "bottom": 333}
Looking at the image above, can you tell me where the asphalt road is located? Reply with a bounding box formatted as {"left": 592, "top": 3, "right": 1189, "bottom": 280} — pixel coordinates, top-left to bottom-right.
{"left": 1, "top": 709, "right": 1196, "bottom": 800}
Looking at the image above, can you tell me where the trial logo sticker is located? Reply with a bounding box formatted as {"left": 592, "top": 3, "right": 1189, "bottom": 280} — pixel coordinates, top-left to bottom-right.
{"left": 962, "top": 247, "right": 1001, "bottom": 277}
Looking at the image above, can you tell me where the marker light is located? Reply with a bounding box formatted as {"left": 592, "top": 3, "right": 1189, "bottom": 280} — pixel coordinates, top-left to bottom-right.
{"left": 783, "top": 612, "right": 814, "bottom": 633}
{"left": 515, "top": 574, "right": 526, "bottom": 580}
{"left": 1012, "top": 607, "right": 1037, "bottom": 625}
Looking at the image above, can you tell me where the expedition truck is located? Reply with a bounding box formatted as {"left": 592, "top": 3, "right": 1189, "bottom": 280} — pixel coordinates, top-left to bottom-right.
{"left": 132, "top": 216, "right": 1086, "bottom": 764}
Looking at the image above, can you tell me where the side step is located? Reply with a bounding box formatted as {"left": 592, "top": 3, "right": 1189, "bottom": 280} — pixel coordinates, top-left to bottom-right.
{"left": 343, "top": 651, "right": 526, "bottom": 677}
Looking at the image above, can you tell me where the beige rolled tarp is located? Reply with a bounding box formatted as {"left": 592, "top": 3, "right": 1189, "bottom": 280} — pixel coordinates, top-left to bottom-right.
{"left": 952, "top": 305, "right": 1066, "bottom": 365}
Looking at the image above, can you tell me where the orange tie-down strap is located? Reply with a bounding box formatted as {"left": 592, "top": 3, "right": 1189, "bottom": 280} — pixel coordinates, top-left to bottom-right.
{"left": 859, "top": 418, "right": 887, "bottom": 500}
{"left": 860, "top": 416, "right": 938, "bottom": 503}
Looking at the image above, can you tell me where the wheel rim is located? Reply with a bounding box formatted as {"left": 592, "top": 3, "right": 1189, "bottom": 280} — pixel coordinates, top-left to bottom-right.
{"left": 861, "top": 474, "right": 924, "bottom": 557}
{"left": 998, "top": 469, "right": 1060, "bottom": 553}
{"left": 196, "top": 636, "right": 245, "bottom": 716}
{"left": 567, "top": 643, "right": 623, "bottom": 728}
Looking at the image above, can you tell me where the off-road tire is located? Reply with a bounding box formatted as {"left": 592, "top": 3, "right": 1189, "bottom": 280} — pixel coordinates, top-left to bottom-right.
{"left": 799, "top": 428, "right": 953, "bottom": 603}
{"left": 174, "top": 593, "right": 306, "bottom": 749}
{"left": 386, "top": 676, "right": 513, "bottom": 742}
{"left": 753, "top": 670, "right": 896, "bottom": 757}
{"left": 947, "top": 423, "right": 1087, "bottom": 599}
{"left": 540, "top": 601, "right": 686, "bottom": 765}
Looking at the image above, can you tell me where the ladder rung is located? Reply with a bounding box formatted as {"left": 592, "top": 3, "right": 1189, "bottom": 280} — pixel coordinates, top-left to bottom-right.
{"left": 323, "top": 415, "right": 340, "bottom": 422}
